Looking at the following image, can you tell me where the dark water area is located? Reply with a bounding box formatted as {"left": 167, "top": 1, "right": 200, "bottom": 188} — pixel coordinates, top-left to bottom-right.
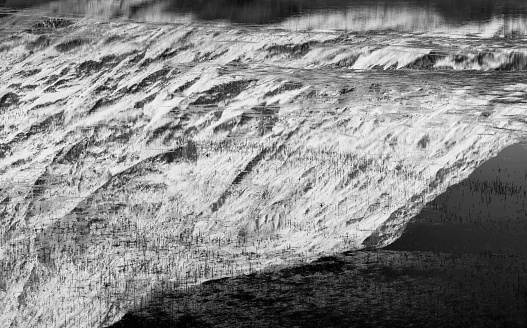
{"left": 108, "top": 144, "right": 527, "bottom": 327}
{"left": 108, "top": 251, "right": 527, "bottom": 327}
{"left": 386, "top": 142, "right": 527, "bottom": 256}
{"left": 2, "top": 0, "right": 527, "bottom": 28}
{"left": 164, "top": 0, "right": 527, "bottom": 25}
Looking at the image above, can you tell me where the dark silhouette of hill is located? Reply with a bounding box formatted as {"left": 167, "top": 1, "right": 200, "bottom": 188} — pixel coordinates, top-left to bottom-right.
{"left": 165, "top": 0, "right": 527, "bottom": 24}
{"left": 2, "top": 0, "right": 527, "bottom": 25}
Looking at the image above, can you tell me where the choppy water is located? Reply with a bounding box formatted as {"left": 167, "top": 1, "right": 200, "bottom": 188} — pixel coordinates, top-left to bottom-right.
{"left": 1, "top": 0, "right": 527, "bottom": 327}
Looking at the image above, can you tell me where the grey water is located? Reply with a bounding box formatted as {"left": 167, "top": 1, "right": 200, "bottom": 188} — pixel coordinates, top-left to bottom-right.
{"left": 387, "top": 142, "right": 527, "bottom": 256}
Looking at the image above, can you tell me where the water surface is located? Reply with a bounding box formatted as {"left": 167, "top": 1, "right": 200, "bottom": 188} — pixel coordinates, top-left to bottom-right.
{"left": 387, "top": 142, "right": 527, "bottom": 255}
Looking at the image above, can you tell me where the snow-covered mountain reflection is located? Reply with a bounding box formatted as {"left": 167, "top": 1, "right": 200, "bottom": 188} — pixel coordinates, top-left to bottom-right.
{"left": 1, "top": 1, "right": 527, "bottom": 327}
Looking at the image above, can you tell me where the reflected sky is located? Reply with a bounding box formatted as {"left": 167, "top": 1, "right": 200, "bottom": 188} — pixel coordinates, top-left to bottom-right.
{"left": 2, "top": 0, "right": 527, "bottom": 30}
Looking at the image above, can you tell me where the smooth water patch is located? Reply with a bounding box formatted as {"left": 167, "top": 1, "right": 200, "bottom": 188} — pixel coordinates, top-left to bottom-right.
{"left": 386, "top": 142, "right": 527, "bottom": 256}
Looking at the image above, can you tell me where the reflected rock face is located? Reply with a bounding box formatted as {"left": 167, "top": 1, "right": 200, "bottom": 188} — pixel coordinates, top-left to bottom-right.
{"left": 1, "top": 7, "right": 527, "bottom": 328}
